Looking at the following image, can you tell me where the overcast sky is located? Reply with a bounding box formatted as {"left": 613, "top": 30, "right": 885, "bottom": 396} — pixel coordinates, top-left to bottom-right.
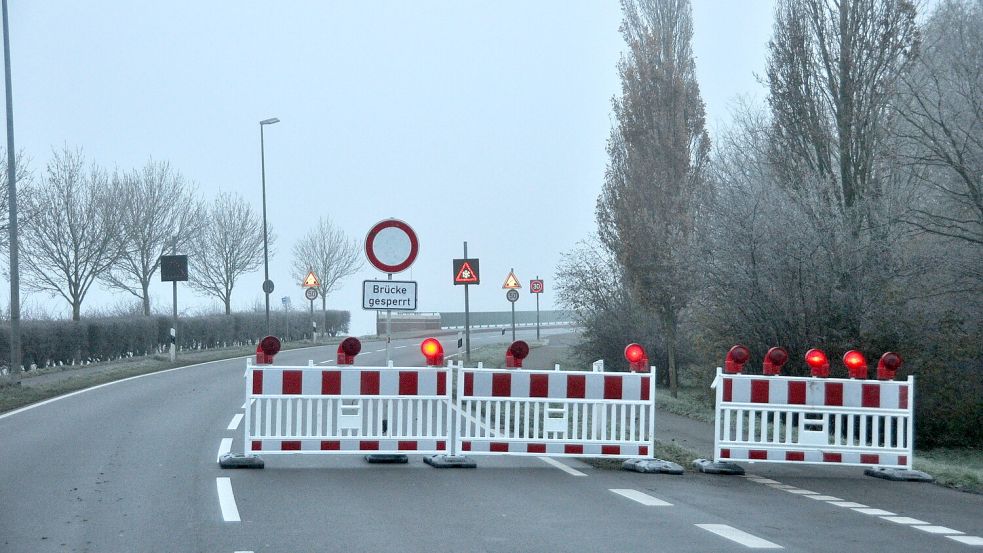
{"left": 4, "top": 1, "right": 773, "bottom": 335}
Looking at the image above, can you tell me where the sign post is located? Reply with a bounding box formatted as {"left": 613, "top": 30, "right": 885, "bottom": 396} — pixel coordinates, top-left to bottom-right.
{"left": 504, "top": 269, "right": 521, "bottom": 341}
{"left": 530, "top": 277, "right": 544, "bottom": 341}
{"left": 453, "top": 249, "right": 480, "bottom": 363}
{"left": 304, "top": 287, "right": 318, "bottom": 341}
{"left": 364, "top": 219, "right": 419, "bottom": 365}
{"left": 160, "top": 253, "right": 188, "bottom": 362}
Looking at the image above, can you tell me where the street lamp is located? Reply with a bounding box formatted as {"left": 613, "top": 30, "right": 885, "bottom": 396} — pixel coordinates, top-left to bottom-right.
{"left": 259, "top": 117, "right": 279, "bottom": 335}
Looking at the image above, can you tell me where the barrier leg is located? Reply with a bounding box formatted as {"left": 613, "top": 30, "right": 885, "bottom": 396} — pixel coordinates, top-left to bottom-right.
{"left": 220, "top": 363, "right": 264, "bottom": 469}
{"left": 425, "top": 361, "right": 476, "bottom": 468}
{"left": 623, "top": 366, "right": 684, "bottom": 475}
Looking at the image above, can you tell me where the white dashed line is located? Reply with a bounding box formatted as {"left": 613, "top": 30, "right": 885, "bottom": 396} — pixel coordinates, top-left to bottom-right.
{"left": 805, "top": 495, "right": 843, "bottom": 501}
{"left": 394, "top": 345, "right": 407, "bottom": 349}
{"left": 767, "top": 484, "right": 797, "bottom": 489}
{"left": 610, "top": 489, "right": 672, "bottom": 506}
{"left": 852, "top": 508, "right": 895, "bottom": 516}
{"left": 783, "top": 489, "right": 818, "bottom": 495}
{"left": 696, "top": 524, "right": 783, "bottom": 549}
{"left": 227, "top": 414, "right": 244, "bottom": 431}
{"left": 538, "top": 456, "right": 587, "bottom": 476}
{"left": 217, "top": 438, "right": 233, "bottom": 462}
{"left": 829, "top": 501, "right": 868, "bottom": 508}
{"left": 748, "top": 478, "right": 780, "bottom": 484}
{"left": 216, "top": 477, "right": 241, "bottom": 522}
{"left": 913, "top": 525, "right": 963, "bottom": 535}
{"left": 947, "top": 536, "right": 983, "bottom": 546}
{"left": 881, "top": 516, "right": 928, "bottom": 525}
{"left": 318, "top": 359, "right": 335, "bottom": 365}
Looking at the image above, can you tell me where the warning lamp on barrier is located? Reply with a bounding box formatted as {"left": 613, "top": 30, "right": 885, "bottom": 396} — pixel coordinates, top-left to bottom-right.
{"left": 724, "top": 344, "right": 751, "bottom": 374}
{"left": 336, "top": 337, "right": 361, "bottom": 365}
{"left": 762, "top": 347, "right": 789, "bottom": 376}
{"left": 421, "top": 338, "right": 444, "bottom": 367}
{"left": 843, "top": 350, "right": 868, "bottom": 379}
{"left": 877, "top": 351, "right": 903, "bottom": 381}
{"left": 624, "top": 343, "right": 649, "bottom": 373}
{"left": 505, "top": 340, "right": 530, "bottom": 368}
{"left": 804, "top": 348, "right": 830, "bottom": 378}
{"left": 255, "top": 335, "right": 281, "bottom": 365}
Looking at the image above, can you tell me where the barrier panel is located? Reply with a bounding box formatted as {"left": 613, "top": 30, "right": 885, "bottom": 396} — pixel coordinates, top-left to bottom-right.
{"left": 712, "top": 368, "right": 914, "bottom": 468}
{"left": 244, "top": 360, "right": 451, "bottom": 455}
{"left": 455, "top": 363, "right": 656, "bottom": 458}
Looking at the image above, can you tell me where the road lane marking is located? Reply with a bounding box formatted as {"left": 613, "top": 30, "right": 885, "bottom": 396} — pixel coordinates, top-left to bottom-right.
{"left": 394, "top": 345, "right": 407, "bottom": 349}
{"left": 748, "top": 478, "right": 780, "bottom": 484}
{"left": 695, "top": 524, "right": 782, "bottom": 549}
{"left": 216, "top": 477, "right": 241, "bottom": 522}
{"left": 610, "top": 489, "right": 672, "bottom": 506}
{"left": 317, "top": 360, "right": 335, "bottom": 365}
{"left": 805, "top": 495, "right": 843, "bottom": 501}
{"left": 782, "top": 489, "right": 818, "bottom": 495}
{"left": 241, "top": 399, "right": 254, "bottom": 409}
{"left": 947, "top": 536, "right": 983, "bottom": 546}
{"left": 852, "top": 508, "right": 895, "bottom": 516}
{"left": 767, "top": 484, "right": 797, "bottom": 489}
{"left": 538, "top": 456, "right": 587, "bottom": 476}
{"left": 829, "top": 501, "right": 867, "bottom": 508}
{"left": 227, "top": 414, "right": 244, "bottom": 431}
{"left": 217, "top": 438, "right": 233, "bottom": 462}
{"left": 881, "top": 516, "right": 928, "bottom": 525}
{"left": 913, "top": 525, "right": 963, "bottom": 535}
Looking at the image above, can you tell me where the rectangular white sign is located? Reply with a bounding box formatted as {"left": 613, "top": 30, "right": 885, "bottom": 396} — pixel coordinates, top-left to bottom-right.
{"left": 362, "top": 280, "right": 417, "bottom": 310}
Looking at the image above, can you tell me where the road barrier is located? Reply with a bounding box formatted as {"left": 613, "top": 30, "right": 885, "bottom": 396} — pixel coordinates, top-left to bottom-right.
{"left": 712, "top": 369, "right": 914, "bottom": 469}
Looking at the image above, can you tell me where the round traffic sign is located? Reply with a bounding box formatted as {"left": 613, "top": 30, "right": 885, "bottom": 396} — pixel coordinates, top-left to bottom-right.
{"left": 305, "top": 287, "right": 318, "bottom": 301}
{"left": 262, "top": 279, "right": 275, "bottom": 294}
{"left": 365, "top": 219, "right": 419, "bottom": 274}
{"left": 506, "top": 289, "right": 519, "bottom": 303}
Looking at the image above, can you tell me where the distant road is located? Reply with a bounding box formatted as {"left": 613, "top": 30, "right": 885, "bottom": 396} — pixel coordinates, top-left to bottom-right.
{"left": 1, "top": 328, "right": 981, "bottom": 552}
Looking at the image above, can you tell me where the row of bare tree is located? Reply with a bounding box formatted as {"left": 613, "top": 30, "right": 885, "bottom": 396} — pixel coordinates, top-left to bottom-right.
{"left": 559, "top": 0, "right": 981, "bottom": 446}
{"left": 1, "top": 148, "right": 362, "bottom": 321}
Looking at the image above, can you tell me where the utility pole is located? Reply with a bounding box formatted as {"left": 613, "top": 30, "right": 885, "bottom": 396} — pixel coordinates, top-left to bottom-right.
{"left": 3, "top": 0, "right": 20, "bottom": 381}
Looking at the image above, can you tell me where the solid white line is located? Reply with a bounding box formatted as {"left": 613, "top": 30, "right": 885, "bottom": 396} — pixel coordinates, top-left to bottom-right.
{"left": 217, "top": 438, "right": 233, "bottom": 462}
{"left": 610, "top": 488, "right": 672, "bottom": 506}
{"left": 216, "top": 477, "right": 241, "bottom": 522}
{"left": 538, "top": 456, "right": 587, "bottom": 477}
{"left": 317, "top": 360, "right": 335, "bottom": 365}
{"left": 227, "top": 414, "right": 244, "bottom": 431}
{"left": 947, "top": 536, "right": 983, "bottom": 546}
{"left": 852, "top": 508, "right": 895, "bottom": 516}
{"left": 881, "top": 516, "right": 928, "bottom": 525}
{"left": 696, "top": 524, "right": 783, "bottom": 549}
{"left": 394, "top": 345, "right": 407, "bottom": 349}
{"left": 913, "top": 525, "right": 963, "bottom": 535}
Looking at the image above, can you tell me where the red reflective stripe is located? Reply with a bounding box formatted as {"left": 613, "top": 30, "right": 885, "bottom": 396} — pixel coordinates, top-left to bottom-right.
{"left": 723, "top": 378, "right": 733, "bottom": 402}
{"left": 437, "top": 372, "right": 447, "bottom": 396}
{"left": 399, "top": 372, "right": 418, "bottom": 395}
{"left": 282, "top": 370, "right": 302, "bottom": 394}
{"left": 490, "top": 442, "right": 509, "bottom": 452}
{"left": 464, "top": 373, "right": 474, "bottom": 396}
{"left": 862, "top": 384, "right": 880, "bottom": 408}
{"left": 527, "top": 443, "right": 546, "bottom": 454}
{"left": 282, "top": 441, "right": 301, "bottom": 451}
{"left": 641, "top": 377, "right": 650, "bottom": 401}
{"left": 823, "top": 452, "right": 842, "bottom": 463}
{"left": 251, "top": 440, "right": 262, "bottom": 451}
{"left": 899, "top": 386, "right": 908, "bottom": 409}
{"left": 749, "top": 450, "right": 768, "bottom": 460}
{"left": 437, "top": 441, "right": 446, "bottom": 451}
{"left": 750, "top": 380, "right": 769, "bottom": 403}
{"left": 530, "top": 374, "right": 549, "bottom": 397}
{"left": 322, "top": 371, "right": 341, "bottom": 395}
{"left": 462, "top": 441, "right": 471, "bottom": 451}
{"left": 492, "top": 374, "right": 511, "bottom": 397}
{"left": 252, "top": 370, "right": 263, "bottom": 394}
{"left": 320, "top": 441, "right": 340, "bottom": 450}
{"left": 567, "top": 375, "right": 586, "bottom": 398}
{"left": 564, "top": 444, "right": 584, "bottom": 454}
{"left": 604, "top": 376, "right": 622, "bottom": 400}
{"left": 786, "top": 451, "right": 805, "bottom": 461}
{"left": 361, "top": 371, "right": 380, "bottom": 395}
{"left": 601, "top": 445, "right": 620, "bottom": 455}
{"left": 719, "top": 448, "right": 730, "bottom": 459}
{"left": 788, "top": 381, "right": 806, "bottom": 405}
{"left": 899, "top": 455, "right": 907, "bottom": 465}
{"left": 360, "top": 441, "right": 379, "bottom": 451}
{"left": 825, "top": 383, "right": 843, "bottom": 406}
{"left": 639, "top": 445, "right": 648, "bottom": 456}
{"left": 860, "top": 454, "right": 879, "bottom": 465}
{"left": 397, "top": 441, "right": 417, "bottom": 451}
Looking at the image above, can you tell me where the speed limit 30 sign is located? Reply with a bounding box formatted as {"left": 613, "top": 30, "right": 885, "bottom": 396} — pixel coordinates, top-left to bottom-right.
{"left": 530, "top": 279, "right": 544, "bottom": 294}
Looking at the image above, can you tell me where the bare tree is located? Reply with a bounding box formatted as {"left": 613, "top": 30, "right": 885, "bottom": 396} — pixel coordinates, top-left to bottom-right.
{"left": 290, "top": 216, "right": 362, "bottom": 327}
{"left": 21, "top": 147, "right": 125, "bottom": 320}
{"left": 188, "top": 192, "right": 267, "bottom": 315}
{"left": 101, "top": 160, "right": 205, "bottom": 315}
{"left": 595, "top": 0, "right": 710, "bottom": 397}
{"left": 0, "top": 149, "right": 32, "bottom": 254}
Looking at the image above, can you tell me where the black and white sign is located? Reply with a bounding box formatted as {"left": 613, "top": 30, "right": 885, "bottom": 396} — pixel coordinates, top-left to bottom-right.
{"left": 506, "top": 289, "right": 519, "bottom": 303}
{"left": 364, "top": 219, "right": 419, "bottom": 274}
{"left": 160, "top": 255, "right": 188, "bottom": 282}
{"left": 262, "top": 279, "right": 275, "bottom": 294}
{"left": 363, "top": 280, "right": 418, "bottom": 310}
{"left": 305, "top": 288, "right": 318, "bottom": 301}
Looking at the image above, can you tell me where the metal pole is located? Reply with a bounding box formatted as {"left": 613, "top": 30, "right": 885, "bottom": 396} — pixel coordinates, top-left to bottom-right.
{"left": 535, "top": 274, "right": 540, "bottom": 341}
{"left": 463, "top": 241, "right": 470, "bottom": 363}
{"left": 2, "top": 0, "right": 20, "bottom": 380}
{"left": 385, "top": 273, "right": 392, "bottom": 364}
{"left": 170, "top": 280, "right": 177, "bottom": 362}
{"left": 511, "top": 301, "right": 516, "bottom": 342}
{"left": 310, "top": 298, "right": 315, "bottom": 342}
{"left": 260, "top": 123, "right": 270, "bottom": 335}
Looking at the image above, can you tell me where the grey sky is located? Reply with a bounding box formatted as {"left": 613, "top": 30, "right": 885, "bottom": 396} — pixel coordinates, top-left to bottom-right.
{"left": 5, "top": 1, "right": 773, "bottom": 334}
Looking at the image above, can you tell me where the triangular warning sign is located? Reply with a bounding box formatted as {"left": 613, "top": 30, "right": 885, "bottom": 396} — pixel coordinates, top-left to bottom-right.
{"left": 455, "top": 262, "right": 479, "bottom": 284}
{"left": 502, "top": 270, "right": 521, "bottom": 289}
{"left": 302, "top": 271, "right": 320, "bottom": 288}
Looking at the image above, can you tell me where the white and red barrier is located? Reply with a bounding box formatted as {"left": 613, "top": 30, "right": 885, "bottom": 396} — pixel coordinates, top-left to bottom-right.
{"left": 244, "top": 360, "right": 452, "bottom": 455}
{"left": 455, "top": 363, "right": 656, "bottom": 458}
{"left": 713, "top": 368, "right": 914, "bottom": 469}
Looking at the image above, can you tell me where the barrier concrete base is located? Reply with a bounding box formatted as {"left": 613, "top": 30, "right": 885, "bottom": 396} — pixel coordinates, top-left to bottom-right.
{"left": 622, "top": 458, "right": 685, "bottom": 475}
{"left": 692, "top": 458, "right": 745, "bottom": 475}
{"left": 864, "top": 467, "right": 934, "bottom": 482}
{"left": 364, "top": 454, "right": 409, "bottom": 464}
{"left": 219, "top": 453, "right": 265, "bottom": 469}
{"left": 423, "top": 454, "right": 477, "bottom": 469}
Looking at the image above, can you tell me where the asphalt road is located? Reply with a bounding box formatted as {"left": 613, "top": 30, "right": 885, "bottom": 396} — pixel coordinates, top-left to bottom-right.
{"left": 1, "top": 328, "right": 981, "bottom": 552}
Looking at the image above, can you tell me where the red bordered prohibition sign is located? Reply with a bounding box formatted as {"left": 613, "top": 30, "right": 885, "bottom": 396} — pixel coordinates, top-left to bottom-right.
{"left": 364, "top": 219, "right": 419, "bottom": 274}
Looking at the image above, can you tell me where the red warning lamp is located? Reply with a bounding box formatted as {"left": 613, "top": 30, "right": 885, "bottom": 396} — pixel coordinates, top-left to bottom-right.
{"left": 337, "top": 337, "right": 361, "bottom": 365}
{"left": 843, "top": 350, "right": 868, "bottom": 379}
{"left": 762, "top": 347, "right": 789, "bottom": 376}
{"left": 877, "top": 352, "right": 903, "bottom": 381}
{"left": 804, "top": 348, "right": 830, "bottom": 378}
{"left": 421, "top": 338, "right": 444, "bottom": 367}
{"left": 724, "top": 345, "right": 751, "bottom": 374}
{"left": 624, "top": 343, "right": 649, "bottom": 373}
{"left": 255, "top": 335, "right": 281, "bottom": 365}
{"left": 505, "top": 340, "right": 530, "bottom": 368}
